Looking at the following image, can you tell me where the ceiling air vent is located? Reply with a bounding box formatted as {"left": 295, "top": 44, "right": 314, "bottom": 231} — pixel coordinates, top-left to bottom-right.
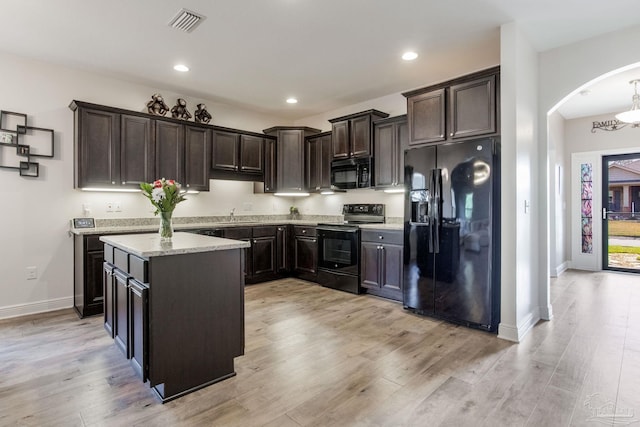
{"left": 168, "top": 8, "right": 206, "bottom": 33}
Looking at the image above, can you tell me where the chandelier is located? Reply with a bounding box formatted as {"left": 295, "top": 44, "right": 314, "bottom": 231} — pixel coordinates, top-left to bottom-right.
{"left": 615, "top": 79, "right": 640, "bottom": 124}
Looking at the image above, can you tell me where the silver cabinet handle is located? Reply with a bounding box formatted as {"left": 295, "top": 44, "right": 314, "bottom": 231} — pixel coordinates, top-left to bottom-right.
{"left": 378, "top": 235, "right": 383, "bottom": 240}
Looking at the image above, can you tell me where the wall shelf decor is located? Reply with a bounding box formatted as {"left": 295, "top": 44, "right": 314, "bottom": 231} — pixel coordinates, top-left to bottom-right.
{"left": 591, "top": 119, "right": 639, "bottom": 132}
{"left": 0, "top": 110, "right": 56, "bottom": 178}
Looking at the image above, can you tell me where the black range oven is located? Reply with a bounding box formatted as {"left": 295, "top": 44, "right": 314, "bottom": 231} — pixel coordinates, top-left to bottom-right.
{"left": 317, "top": 204, "right": 385, "bottom": 294}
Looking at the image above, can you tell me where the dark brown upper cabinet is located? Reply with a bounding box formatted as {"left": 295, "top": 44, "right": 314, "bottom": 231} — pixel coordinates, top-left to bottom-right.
{"left": 71, "top": 102, "right": 155, "bottom": 189}
{"left": 212, "top": 130, "right": 263, "bottom": 175}
{"left": 70, "top": 100, "right": 212, "bottom": 191}
{"left": 328, "top": 110, "right": 389, "bottom": 159}
{"left": 403, "top": 66, "right": 499, "bottom": 147}
{"left": 263, "top": 138, "right": 277, "bottom": 193}
{"left": 155, "top": 121, "right": 185, "bottom": 185}
{"left": 373, "top": 115, "right": 407, "bottom": 190}
{"left": 305, "top": 131, "right": 332, "bottom": 192}
{"left": 184, "top": 126, "right": 211, "bottom": 191}
{"left": 263, "top": 126, "right": 321, "bottom": 193}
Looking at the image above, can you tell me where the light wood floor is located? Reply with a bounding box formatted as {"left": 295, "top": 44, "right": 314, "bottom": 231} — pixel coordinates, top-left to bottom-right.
{"left": 1, "top": 270, "right": 639, "bottom": 426}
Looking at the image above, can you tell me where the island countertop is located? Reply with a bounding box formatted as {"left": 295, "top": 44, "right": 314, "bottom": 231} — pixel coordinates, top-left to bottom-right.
{"left": 100, "top": 232, "right": 250, "bottom": 258}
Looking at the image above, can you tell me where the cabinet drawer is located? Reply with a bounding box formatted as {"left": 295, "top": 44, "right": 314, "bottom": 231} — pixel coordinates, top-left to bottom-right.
{"left": 361, "top": 229, "right": 403, "bottom": 245}
{"left": 294, "top": 226, "right": 316, "bottom": 237}
{"left": 113, "top": 248, "right": 129, "bottom": 272}
{"left": 252, "top": 225, "right": 277, "bottom": 238}
{"left": 129, "top": 255, "right": 149, "bottom": 284}
{"left": 104, "top": 244, "right": 114, "bottom": 264}
{"left": 224, "top": 227, "right": 252, "bottom": 240}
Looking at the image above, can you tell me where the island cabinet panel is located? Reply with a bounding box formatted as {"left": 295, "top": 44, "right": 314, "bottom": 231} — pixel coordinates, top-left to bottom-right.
{"left": 103, "top": 262, "right": 115, "bottom": 337}
{"left": 155, "top": 121, "right": 185, "bottom": 184}
{"left": 148, "top": 249, "right": 244, "bottom": 400}
{"left": 101, "top": 234, "right": 246, "bottom": 403}
{"left": 120, "top": 114, "right": 154, "bottom": 186}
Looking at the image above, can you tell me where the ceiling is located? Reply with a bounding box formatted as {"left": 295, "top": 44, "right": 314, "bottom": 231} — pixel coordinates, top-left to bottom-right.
{"left": 1, "top": 0, "right": 639, "bottom": 121}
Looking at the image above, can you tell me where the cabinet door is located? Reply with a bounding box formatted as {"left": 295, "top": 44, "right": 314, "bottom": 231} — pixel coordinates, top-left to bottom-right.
{"left": 276, "top": 129, "right": 304, "bottom": 192}
{"left": 319, "top": 134, "right": 333, "bottom": 189}
{"left": 212, "top": 130, "right": 239, "bottom": 171}
{"left": 155, "top": 121, "right": 185, "bottom": 183}
{"left": 185, "top": 126, "right": 211, "bottom": 191}
{"left": 113, "top": 270, "right": 130, "bottom": 358}
{"left": 129, "top": 279, "right": 148, "bottom": 382}
{"left": 85, "top": 248, "right": 105, "bottom": 313}
{"left": 305, "top": 136, "right": 320, "bottom": 191}
{"left": 239, "top": 135, "right": 263, "bottom": 174}
{"left": 78, "top": 108, "right": 120, "bottom": 187}
{"left": 276, "top": 225, "right": 289, "bottom": 273}
{"left": 350, "top": 115, "right": 371, "bottom": 158}
{"left": 331, "top": 121, "right": 349, "bottom": 159}
{"left": 449, "top": 74, "right": 496, "bottom": 139}
{"left": 360, "top": 242, "right": 381, "bottom": 289}
{"left": 263, "top": 138, "right": 277, "bottom": 193}
{"left": 407, "top": 88, "right": 446, "bottom": 145}
{"left": 294, "top": 236, "right": 317, "bottom": 274}
{"left": 120, "top": 114, "right": 154, "bottom": 187}
{"left": 252, "top": 236, "right": 276, "bottom": 277}
{"left": 374, "top": 122, "right": 395, "bottom": 188}
{"left": 381, "top": 244, "right": 403, "bottom": 292}
{"left": 103, "top": 262, "right": 115, "bottom": 337}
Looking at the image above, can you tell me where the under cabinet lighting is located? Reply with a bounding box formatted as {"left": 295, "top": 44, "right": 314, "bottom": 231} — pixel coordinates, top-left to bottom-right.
{"left": 383, "top": 188, "right": 405, "bottom": 193}
{"left": 274, "top": 192, "right": 310, "bottom": 197}
{"left": 81, "top": 187, "right": 141, "bottom": 193}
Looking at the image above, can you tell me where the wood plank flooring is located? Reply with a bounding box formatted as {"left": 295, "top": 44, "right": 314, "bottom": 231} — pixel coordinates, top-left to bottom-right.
{"left": 1, "top": 270, "right": 639, "bottom": 426}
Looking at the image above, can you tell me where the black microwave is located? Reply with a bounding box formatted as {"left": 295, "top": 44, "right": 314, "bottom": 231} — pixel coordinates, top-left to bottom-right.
{"left": 331, "top": 157, "right": 371, "bottom": 189}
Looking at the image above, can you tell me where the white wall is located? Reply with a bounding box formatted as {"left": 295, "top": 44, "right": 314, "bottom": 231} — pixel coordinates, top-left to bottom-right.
{"left": 498, "top": 23, "right": 541, "bottom": 342}
{"left": 564, "top": 113, "right": 640, "bottom": 271}
{"left": 0, "top": 50, "right": 292, "bottom": 319}
{"left": 548, "top": 112, "right": 568, "bottom": 276}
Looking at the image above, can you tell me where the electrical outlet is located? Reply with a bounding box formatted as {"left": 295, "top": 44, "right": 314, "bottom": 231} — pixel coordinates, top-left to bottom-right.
{"left": 114, "top": 201, "right": 122, "bottom": 212}
{"left": 106, "top": 201, "right": 113, "bottom": 212}
{"left": 26, "top": 266, "right": 37, "bottom": 280}
{"left": 82, "top": 203, "right": 91, "bottom": 216}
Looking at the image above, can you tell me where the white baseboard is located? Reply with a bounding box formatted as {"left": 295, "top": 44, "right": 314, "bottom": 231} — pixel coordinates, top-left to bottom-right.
{"left": 0, "top": 297, "right": 73, "bottom": 320}
{"left": 498, "top": 307, "right": 541, "bottom": 343}
{"left": 551, "top": 261, "right": 569, "bottom": 277}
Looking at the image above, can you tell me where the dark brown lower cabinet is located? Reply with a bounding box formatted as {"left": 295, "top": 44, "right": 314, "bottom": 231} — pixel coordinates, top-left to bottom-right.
{"left": 360, "top": 230, "right": 403, "bottom": 301}
{"left": 103, "top": 262, "right": 115, "bottom": 337}
{"left": 251, "top": 226, "right": 277, "bottom": 280}
{"left": 276, "top": 225, "right": 290, "bottom": 274}
{"left": 74, "top": 235, "right": 104, "bottom": 318}
{"left": 293, "top": 226, "right": 317, "bottom": 281}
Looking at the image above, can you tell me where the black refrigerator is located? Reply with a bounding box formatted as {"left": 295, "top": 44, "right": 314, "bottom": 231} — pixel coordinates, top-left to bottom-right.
{"left": 403, "top": 138, "right": 500, "bottom": 332}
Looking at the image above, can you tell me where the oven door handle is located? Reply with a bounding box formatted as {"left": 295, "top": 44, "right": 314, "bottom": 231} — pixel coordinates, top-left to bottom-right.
{"left": 317, "top": 227, "right": 359, "bottom": 233}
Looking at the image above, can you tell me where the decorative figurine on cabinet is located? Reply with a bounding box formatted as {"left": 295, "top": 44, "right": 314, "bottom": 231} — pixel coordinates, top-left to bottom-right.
{"left": 194, "top": 104, "right": 212, "bottom": 124}
{"left": 171, "top": 98, "right": 192, "bottom": 120}
{"left": 146, "top": 93, "right": 170, "bottom": 116}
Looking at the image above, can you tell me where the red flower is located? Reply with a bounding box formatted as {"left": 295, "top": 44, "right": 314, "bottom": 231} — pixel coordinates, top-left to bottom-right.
{"left": 167, "top": 179, "right": 175, "bottom": 186}
{"left": 153, "top": 180, "right": 162, "bottom": 188}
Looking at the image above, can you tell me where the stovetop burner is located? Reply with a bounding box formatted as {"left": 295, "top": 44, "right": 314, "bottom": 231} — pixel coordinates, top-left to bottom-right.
{"left": 317, "top": 204, "right": 385, "bottom": 229}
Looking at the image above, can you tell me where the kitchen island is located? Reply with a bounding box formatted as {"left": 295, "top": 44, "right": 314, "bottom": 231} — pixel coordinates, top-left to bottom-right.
{"left": 100, "top": 232, "right": 249, "bottom": 403}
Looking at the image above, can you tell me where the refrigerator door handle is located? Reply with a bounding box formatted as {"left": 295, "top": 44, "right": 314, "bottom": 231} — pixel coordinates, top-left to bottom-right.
{"left": 432, "top": 168, "right": 441, "bottom": 253}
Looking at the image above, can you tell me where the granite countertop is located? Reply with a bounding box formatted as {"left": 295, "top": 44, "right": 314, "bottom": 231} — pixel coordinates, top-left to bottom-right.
{"left": 100, "top": 232, "right": 250, "bottom": 258}
{"left": 359, "top": 223, "right": 403, "bottom": 231}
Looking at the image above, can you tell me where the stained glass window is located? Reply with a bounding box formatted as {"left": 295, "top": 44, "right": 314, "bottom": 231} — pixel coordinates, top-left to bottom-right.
{"left": 581, "top": 163, "right": 593, "bottom": 254}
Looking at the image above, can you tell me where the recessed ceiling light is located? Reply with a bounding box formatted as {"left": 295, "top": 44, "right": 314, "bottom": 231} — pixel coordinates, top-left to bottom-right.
{"left": 286, "top": 98, "right": 298, "bottom": 104}
{"left": 174, "top": 64, "right": 189, "bottom": 72}
{"left": 402, "top": 51, "right": 418, "bottom": 61}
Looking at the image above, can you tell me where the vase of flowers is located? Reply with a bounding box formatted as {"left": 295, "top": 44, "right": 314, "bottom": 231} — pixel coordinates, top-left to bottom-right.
{"left": 140, "top": 178, "right": 186, "bottom": 242}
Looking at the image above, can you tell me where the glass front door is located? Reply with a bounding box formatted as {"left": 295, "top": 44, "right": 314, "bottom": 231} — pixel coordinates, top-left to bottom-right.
{"left": 602, "top": 153, "right": 640, "bottom": 272}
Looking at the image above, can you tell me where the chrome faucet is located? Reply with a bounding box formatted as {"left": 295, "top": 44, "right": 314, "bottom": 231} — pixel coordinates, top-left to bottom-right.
{"left": 230, "top": 208, "right": 236, "bottom": 222}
